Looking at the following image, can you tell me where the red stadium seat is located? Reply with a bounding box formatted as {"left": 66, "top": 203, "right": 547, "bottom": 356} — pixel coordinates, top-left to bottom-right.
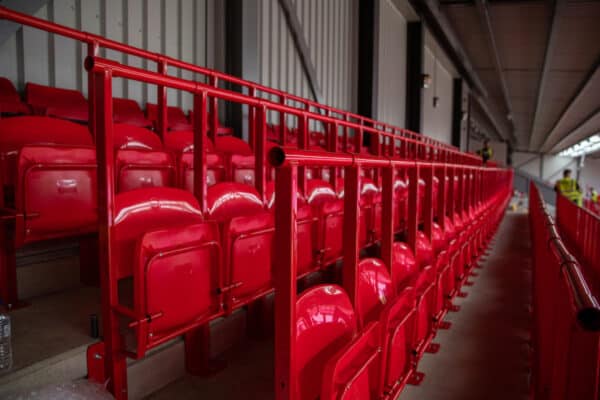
{"left": 0, "top": 116, "right": 96, "bottom": 243}
{"left": 355, "top": 257, "right": 417, "bottom": 398}
{"left": 265, "top": 181, "right": 316, "bottom": 277}
{"left": 306, "top": 179, "right": 344, "bottom": 266}
{"left": 295, "top": 285, "right": 357, "bottom": 400}
{"left": 111, "top": 188, "right": 221, "bottom": 357}
{"left": 146, "top": 103, "right": 192, "bottom": 131}
{"left": 113, "top": 98, "right": 152, "bottom": 128}
{"left": 0, "top": 77, "right": 29, "bottom": 115}
{"left": 206, "top": 183, "right": 274, "bottom": 311}
{"left": 413, "top": 231, "right": 436, "bottom": 357}
{"left": 113, "top": 124, "right": 175, "bottom": 192}
{"left": 394, "top": 177, "right": 409, "bottom": 232}
{"left": 162, "top": 130, "right": 226, "bottom": 189}
{"left": 25, "top": 82, "right": 88, "bottom": 122}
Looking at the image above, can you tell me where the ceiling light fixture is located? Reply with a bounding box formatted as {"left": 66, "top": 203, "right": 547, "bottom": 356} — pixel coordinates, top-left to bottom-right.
{"left": 558, "top": 134, "right": 600, "bottom": 158}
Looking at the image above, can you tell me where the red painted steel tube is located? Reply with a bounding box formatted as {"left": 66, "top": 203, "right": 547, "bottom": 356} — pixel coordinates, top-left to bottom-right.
{"left": 273, "top": 165, "right": 298, "bottom": 400}
{"left": 93, "top": 69, "right": 128, "bottom": 399}
{"left": 343, "top": 165, "right": 361, "bottom": 308}
{"left": 0, "top": 5, "right": 475, "bottom": 158}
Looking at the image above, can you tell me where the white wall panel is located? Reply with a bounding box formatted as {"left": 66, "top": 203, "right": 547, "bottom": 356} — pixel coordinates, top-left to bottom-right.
{"left": 580, "top": 158, "right": 600, "bottom": 192}
{"left": 376, "top": 0, "right": 407, "bottom": 128}
{"left": 0, "top": 0, "right": 216, "bottom": 112}
{"left": 422, "top": 46, "right": 454, "bottom": 144}
{"left": 258, "top": 0, "right": 356, "bottom": 122}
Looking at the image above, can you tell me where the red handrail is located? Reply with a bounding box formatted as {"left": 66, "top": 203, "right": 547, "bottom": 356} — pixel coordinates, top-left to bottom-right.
{"left": 0, "top": 5, "right": 472, "bottom": 157}
{"left": 529, "top": 183, "right": 600, "bottom": 400}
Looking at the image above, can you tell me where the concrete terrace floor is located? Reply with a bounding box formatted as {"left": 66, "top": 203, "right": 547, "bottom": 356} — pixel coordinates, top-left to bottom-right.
{"left": 400, "top": 211, "right": 532, "bottom": 400}
{"left": 147, "top": 211, "right": 532, "bottom": 400}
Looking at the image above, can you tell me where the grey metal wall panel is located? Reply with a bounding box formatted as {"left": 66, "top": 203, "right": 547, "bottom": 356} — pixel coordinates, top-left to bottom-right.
{"left": 0, "top": 0, "right": 216, "bottom": 112}
{"left": 376, "top": 0, "right": 407, "bottom": 128}
{"left": 422, "top": 45, "right": 454, "bottom": 144}
{"left": 258, "top": 0, "right": 356, "bottom": 124}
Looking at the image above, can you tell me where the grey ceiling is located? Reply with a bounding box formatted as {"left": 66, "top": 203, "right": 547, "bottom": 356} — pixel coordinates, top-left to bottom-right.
{"left": 439, "top": 0, "right": 600, "bottom": 154}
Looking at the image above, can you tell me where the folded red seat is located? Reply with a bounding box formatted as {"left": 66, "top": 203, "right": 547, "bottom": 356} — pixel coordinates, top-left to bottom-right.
{"left": 113, "top": 124, "right": 175, "bottom": 192}
{"left": 25, "top": 82, "right": 88, "bottom": 122}
{"left": 162, "top": 130, "right": 226, "bottom": 190}
{"left": 295, "top": 284, "right": 380, "bottom": 400}
{"left": 0, "top": 77, "right": 29, "bottom": 115}
{"left": 0, "top": 116, "right": 96, "bottom": 244}
{"left": 306, "top": 179, "right": 344, "bottom": 266}
{"left": 354, "top": 257, "right": 417, "bottom": 398}
{"left": 110, "top": 187, "right": 221, "bottom": 357}
{"left": 206, "top": 183, "right": 274, "bottom": 312}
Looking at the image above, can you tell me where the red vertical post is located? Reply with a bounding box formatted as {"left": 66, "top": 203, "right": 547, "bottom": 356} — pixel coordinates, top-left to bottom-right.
{"left": 87, "top": 41, "right": 99, "bottom": 139}
{"left": 156, "top": 60, "right": 168, "bottom": 139}
{"left": 297, "top": 114, "right": 308, "bottom": 195}
{"left": 343, "top": 165, "right": 361, "bottom": 307}
{"left": 94, "top": 68, "right": 128, "bottom": 400}
{"left": 328, "top": 122, "right": 338, "bottom": 190}
{"left": 248, "top": 87, "right": 256, "bottom": 149}
{"left": 274, "top": 164, "right": 298, "bottom": 400}
{"left": 279, "top": 95, "right": 287, "bottom": 144}
{"left": 209, "top": 77, "right": 218, "bottom": 142}
{"left": 437, "top": 165, "right": 447, "bottom": 230}
{"left": 381, "top": 166, "right": 395, "bottom": 271}
{"left": 255, "top": 105, "right": 267, "bottom": 204}
{"left": 423, "top": 165, "right": 434, "bottom": 241}
{"left": 447, "top": 166, "right": 456, "bottom": 223}
{"left": 457, "top": 167, "right": 464, "bottom": 219}
{"left": 407, "top": 164, "right": 420, "bottom": 255}
{"left": 192, "top": 91, "right": 208, "bottom": 214}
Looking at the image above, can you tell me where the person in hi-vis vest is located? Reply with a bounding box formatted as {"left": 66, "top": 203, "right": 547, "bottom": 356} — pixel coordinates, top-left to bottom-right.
{"left": 554, "top": 169, "right": 582, "bottom": 206}
{"left": 477, "top": 139, "right": 493, "bottom": 165}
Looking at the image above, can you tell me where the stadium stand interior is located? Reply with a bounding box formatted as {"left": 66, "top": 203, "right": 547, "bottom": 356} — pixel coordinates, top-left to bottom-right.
{"left": 0, "top": 2, "right": 599, "bottom": 400}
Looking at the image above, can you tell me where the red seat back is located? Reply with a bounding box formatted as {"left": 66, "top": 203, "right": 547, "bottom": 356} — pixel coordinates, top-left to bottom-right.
{"left": 207, "top": 183, "right": 273, "bottom": 309}
{"left": 391, "top": 242, "right": 418, "bottom": 292}
{"left": 146, "top": 103, "right": 191, "bottom": 131}
{"left": 295, "top": 285, "right": 356, "bottom": 400}
{"left": 25, "top": 82, "right": 88, "bottom": 122}
{"left": 113, "top": 98, "right": 152, "bottom": 128}
{"left": 306, "top": 179, "right": 344, "bottom": 264}
{"left": 0, "top": 77, "right": 29, "bottom": 115}
{"left": 113, "top": 187, "right": 204, "bottom": 280}
{"left": 356, "top": 258, "right": 394, "bottom": 327}
{"left": 114, "top": 124, "right": 162, "bottom": 150}
{"left": 113, "top": 124, "right": 174, "bottom": 192}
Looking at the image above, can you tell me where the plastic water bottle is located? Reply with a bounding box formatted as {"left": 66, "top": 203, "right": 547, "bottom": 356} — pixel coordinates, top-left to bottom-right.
{"left": 0, "top": 313, "right": 12, "bottom": 373}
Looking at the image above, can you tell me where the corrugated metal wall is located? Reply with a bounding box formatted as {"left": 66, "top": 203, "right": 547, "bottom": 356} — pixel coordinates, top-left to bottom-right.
{"left": 0, "top": 0, "right": 216, "bottom": 112}
{"left": 421, "top": 45, "right": 454, "bottom": 144}
{"left": 375, "top": 0, "right": 407, "bottom": 128}
{"left": 257, "top": 0, "right": 356, "bottom": 124}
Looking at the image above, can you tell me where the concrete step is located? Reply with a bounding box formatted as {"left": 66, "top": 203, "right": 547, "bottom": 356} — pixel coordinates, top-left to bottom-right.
{"left": 1, "top": 288, "right": 249, "bottom": 399}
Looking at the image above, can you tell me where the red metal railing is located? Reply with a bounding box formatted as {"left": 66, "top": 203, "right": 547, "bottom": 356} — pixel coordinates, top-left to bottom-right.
{"left": 556, "top": 194, "right": 600, "bottom": 296}
{"left": 84, "top": 54, "right": 513, "bottom": 399}
{"left": 529, "top": 184, "right": 600, "bottom": 400}
{"left": 0, "top": 5, "right": 478, "bottom": 162}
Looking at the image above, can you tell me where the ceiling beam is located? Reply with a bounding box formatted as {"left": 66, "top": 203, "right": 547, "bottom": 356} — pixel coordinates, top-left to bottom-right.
{"left": 527, "top": 0, "right": 567, "bottom": 150}
{"left": 278, "top": 0, "right": 323, "bottom": 104}
{"left": 475, "top": 0, "right": 515, "bottom": 134}
{"left": 540, "top": 54, "right": 600, "bottom": 151}
{"left": 550, "top": 107, "right": 600, "bottom": 153}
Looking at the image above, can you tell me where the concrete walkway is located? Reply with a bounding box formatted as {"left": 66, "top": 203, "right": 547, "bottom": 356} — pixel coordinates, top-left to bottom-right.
{"left": 400, "top": 211, "right": 532, "bottom": 400}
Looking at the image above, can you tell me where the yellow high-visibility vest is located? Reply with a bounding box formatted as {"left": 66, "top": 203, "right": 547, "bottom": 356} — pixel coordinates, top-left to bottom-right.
{"left": 556, "top": 178, "right": 582, "bottom": 206}
{"left": 592, "top": 190, "right": 598, "bottom": 203}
